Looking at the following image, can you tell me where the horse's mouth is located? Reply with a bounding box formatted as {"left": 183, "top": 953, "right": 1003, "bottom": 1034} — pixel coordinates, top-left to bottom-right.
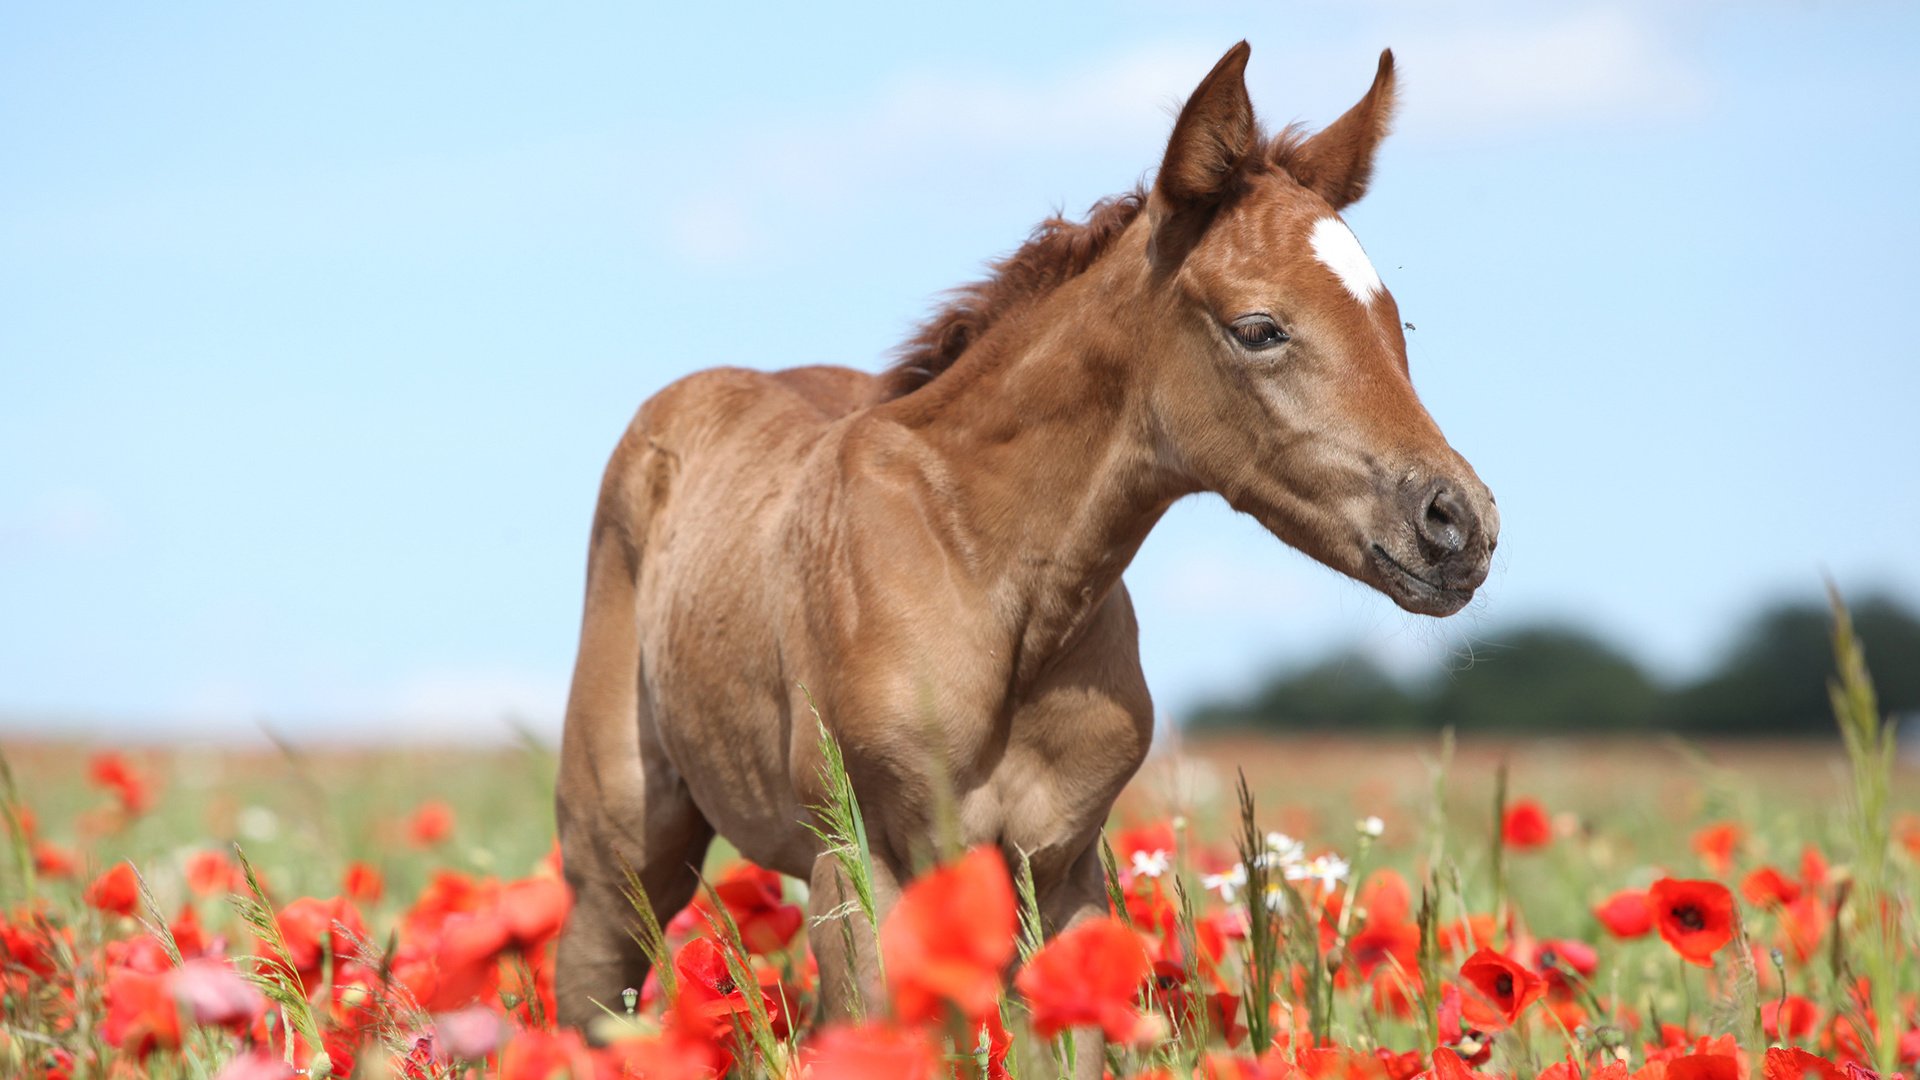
{"left": 1369, "top": 543, "right": 1475, "bottom": 616}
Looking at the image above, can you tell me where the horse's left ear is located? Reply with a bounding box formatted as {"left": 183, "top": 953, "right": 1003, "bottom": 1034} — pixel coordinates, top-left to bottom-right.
{"left": 1284, "top": 49, "right": 1397, "bottom": 210}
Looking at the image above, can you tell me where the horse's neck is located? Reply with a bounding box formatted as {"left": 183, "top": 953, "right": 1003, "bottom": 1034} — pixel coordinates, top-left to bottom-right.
{"left": 873, "top": 250, "right": 1182, "bottom": 680}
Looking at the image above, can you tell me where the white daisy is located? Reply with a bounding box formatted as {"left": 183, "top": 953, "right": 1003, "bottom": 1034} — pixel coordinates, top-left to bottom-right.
{"left": 1285, "top": 853, "right": 1351, "bottom": 889}
{"left": 1203, "top": 862, "right": 1248, "bottom": 903}
{"left": 1130, "top": 848, "right": 1171, "bottom": 880}
{"left": 1264, "top": 831, "right": 1306, "bottom": 866}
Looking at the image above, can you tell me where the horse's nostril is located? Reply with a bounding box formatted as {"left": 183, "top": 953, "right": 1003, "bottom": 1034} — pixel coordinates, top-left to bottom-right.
{"left": 1420, "top": 484, "right": 1469, "bottom": 556}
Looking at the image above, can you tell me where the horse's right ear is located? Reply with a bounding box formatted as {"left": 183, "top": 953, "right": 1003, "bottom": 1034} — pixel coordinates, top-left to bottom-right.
{"left": 1151, "top": 42, "right": 1257, "bottom": 264}
{"left": 1157, "top": 42, "right": 1257, "bottom": 205}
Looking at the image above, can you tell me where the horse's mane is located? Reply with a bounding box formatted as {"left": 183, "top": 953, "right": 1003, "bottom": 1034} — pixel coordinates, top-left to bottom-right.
{"left": 876, "top": 128, "right": 1314, "bottom": 402}
{"left": 875, "top": 187, "right": 1149, "bottom": 401}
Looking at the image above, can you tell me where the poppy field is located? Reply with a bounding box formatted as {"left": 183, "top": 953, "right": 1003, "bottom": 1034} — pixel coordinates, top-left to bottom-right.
{"left": 2, "top": 609, "right": 1916, "bottom": 1080}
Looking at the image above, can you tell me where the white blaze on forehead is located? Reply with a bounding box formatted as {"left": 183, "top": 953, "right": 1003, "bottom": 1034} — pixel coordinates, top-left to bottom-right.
{"left": 1309, "top": 217, "right": 1383, "bottom": 304}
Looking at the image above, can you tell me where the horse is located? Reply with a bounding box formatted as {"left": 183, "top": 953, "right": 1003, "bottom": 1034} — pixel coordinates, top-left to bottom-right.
{"left": 553, "top": 40, "right": 1498, "bottom": 1068}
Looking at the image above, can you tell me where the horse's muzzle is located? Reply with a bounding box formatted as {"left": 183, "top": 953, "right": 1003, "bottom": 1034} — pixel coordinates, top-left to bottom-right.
{"left": 1371, "top": 473, "right": 1498, "bottom": 616}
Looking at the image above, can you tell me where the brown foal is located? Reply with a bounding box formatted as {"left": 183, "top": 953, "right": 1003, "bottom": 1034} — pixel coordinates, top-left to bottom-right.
{"left": 554, "top": 41, "right": 1497, "bottom": 1067}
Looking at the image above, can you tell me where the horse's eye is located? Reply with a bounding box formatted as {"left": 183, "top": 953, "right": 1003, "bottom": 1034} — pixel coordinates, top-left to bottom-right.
{"left": 1229, "top": 315, "right": 1289, "bottom": 350}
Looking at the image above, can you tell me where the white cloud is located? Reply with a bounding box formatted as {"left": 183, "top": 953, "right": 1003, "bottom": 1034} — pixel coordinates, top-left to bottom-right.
{"left": 666, "top": 5, "right": 1706, "bottom": 269}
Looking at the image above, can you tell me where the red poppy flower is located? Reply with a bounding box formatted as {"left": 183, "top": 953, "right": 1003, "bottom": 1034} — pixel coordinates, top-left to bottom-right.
{"left": 408, "top": 801, "right": 455, "bottom": 846}
{"left": 1502, "top": 799, "right": 1552, "bottom": 850}
{"left": 1017, "top": 916, "right": 1158, "bottom": 1044}
{"left": 1114, "top": 820, "right": 1177, "bottom": 863}
{"left": 1459, "top": 947, "right": 1546, "bottom": 1029}
{"left": 85, "top": 861, "right": 141, "bottom": 916}
{"left": 1594, "top": 889, "right": 1654, "bottom": 939}
{"left": 1798, "top": 845, "right": 1830, "bottom": 890}
{"left": 1762, "top": 1048, "right": 1845, "bottom": 1080}
{"left": 1377, "top": 1048, "right": 1426, "bottom": 1080}
{"left": 102, "top": 967, "right": 182, "bottom": 1057}
{"left": 1437, "top": 913, "right": 1499, "bottom": 954}
{"left": 88, "top": 752, "right": 152, "bottom": 816}
{"left": 707, "top": 862, "right": 804, "bottom": 955}
{"left": 661, "top": 935, "right": 782, "bottom": 1067}
{"left": 1762, "top": 994, "right": 1819, "bottom": 1041}
{"left": 496, "top": 1028, "right": 599, "bottom": 1080}
{"left": 168, "top": 903, "right": 208, "bottom": 958}
{"left": 1666, "top": 1052, "right": 1740, "bottom": 1080}
{"left": 802, "top": 1022, "right": 943, "bottom": 1080}
{"left": 185, "top": 850, "right": 240, "bottom": 896}
{"left": 601, "top": 1028, "right": 727, "bottom": 1080}
{"left": 33, "top": 840, "right": 77, "bottom": 879}
{"left": 1740, "top": 866, "right": 1801, "bottom": 908}
{"left": 104, "top": 933, "right": 172, "bottom": 976}
{"left": 1436, "top": 984, "right": 1492, "bottom": 1066}
{"left": 2, "top": 916, "right": 58, "bottom": 977}
{"left": 499, "top": 876, "right": 571, "bottom": 948}
{"left": 1361, "top": 869, "right": 1414, "bottom": 926}
{"left": 1148, "top": 957, "right": 1242, "bottom": 1048}
{"left": 1350, "top": 915, "right": 1420, "bottom": 978}
{"left": 1647, "top": 878, "right": 1736, "bottom": 968}
{"left": 275, "top": 895, "right": 368, "bottom": 985}
{"left": 880, "top": 845, "right": 1016, "bottom": 1025}
{"left": 1539, "top": 1061, "right": 1582, "bottom": 1080}
{"left": 1531, "top": 938, "right": 1597, "bottom": 993}
{"left": 1430, "top": 1046, "right": 1495, "bottom": 1080}
{"left": 1691, "top": 822, "right": 1742, "bottom": 876}
{"left": 343, "top": 861, "right": 384, "bottom": 903}
{"left": 403, "top": 869, "right": 495, "bottom": 940}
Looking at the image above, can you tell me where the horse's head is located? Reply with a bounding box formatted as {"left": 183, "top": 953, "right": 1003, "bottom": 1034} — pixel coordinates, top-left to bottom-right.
{"left": 1140, "top": 42, "right": 1497, "bottom": 617}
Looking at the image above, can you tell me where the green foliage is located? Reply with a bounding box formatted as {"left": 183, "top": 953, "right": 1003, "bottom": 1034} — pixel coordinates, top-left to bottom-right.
{"left": 1676, "top": 593, "right": 1920, "bottom": 735}
{"left": 1193, "top": 651, "right": 1421, "bottom": 732}
{"left": 1192, "top": 590, "right": 1920, "bottom": 736}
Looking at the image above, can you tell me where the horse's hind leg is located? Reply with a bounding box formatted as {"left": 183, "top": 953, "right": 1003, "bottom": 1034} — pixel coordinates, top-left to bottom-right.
{"left": 553, "top": 484, "right": 712, "bottom": 1033}
{"left": 554, "top": 747, "right": 712, "bottom": 1034}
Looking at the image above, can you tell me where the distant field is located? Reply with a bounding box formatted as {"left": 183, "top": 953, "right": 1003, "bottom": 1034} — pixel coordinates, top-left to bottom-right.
{"left": 7, "top": 732, "right": 1913, "bottom": 918}
{"left": 9, "top": 732, "right": 1907, "bottom": 883}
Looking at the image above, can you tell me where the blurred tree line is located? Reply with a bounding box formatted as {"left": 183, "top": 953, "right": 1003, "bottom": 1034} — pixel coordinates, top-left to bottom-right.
{"left": 1187, "top": 592, "right": 1920, "bottom": 736}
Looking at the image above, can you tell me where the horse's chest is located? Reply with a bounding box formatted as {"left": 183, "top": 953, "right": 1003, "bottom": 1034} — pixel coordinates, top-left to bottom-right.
{"left": 962, "top": 686, "right": 1154, "bottom": 864}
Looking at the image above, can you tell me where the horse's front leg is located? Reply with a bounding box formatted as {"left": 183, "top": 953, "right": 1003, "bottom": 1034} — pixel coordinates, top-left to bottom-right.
{"left": 807, "top": 849, "right": 903, "bottom": 1024}
{"left": 1037, "top": 842, "right": 1116, "bottom": 1080}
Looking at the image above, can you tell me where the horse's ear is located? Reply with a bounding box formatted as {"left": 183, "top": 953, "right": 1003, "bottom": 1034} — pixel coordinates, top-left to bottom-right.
{"left": 1155, "top": 41, "right": 1258, "bottom": 208}
{"left": 1283, "top": 49, "right": 1396, "bottom": 210}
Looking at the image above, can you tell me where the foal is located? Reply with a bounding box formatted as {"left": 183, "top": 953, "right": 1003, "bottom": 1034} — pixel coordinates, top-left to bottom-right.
{"left": 554, "top": 41, "right": 1497, "bottom": 1063}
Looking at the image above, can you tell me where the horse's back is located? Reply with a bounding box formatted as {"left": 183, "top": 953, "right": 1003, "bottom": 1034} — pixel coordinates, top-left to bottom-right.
{"left": 635, "top": 363, "right": 870, "bottom": 443}
{"left": 614, "top": 359, "right": 876, "bottom": 626}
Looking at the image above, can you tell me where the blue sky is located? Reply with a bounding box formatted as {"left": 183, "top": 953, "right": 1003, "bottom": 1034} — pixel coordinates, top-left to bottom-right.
{"left": 4, "top": 2, "right": 1917, "bottom": 740}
